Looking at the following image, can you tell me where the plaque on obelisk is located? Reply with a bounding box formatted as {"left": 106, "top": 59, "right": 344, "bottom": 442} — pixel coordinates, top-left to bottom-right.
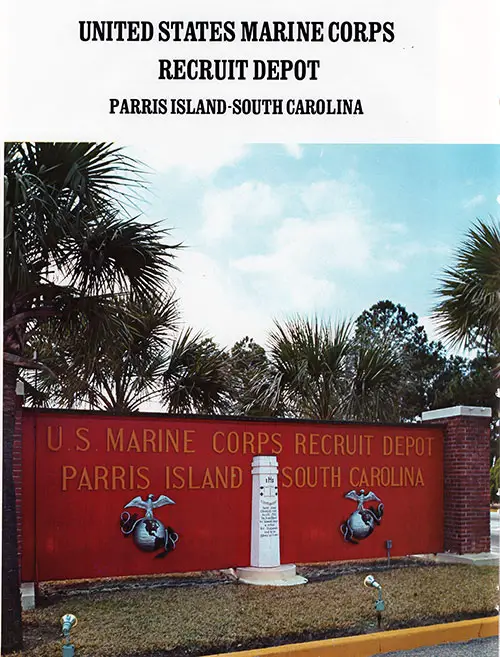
{"left": 236, "top": 455, "right": 307, "bottom": 586}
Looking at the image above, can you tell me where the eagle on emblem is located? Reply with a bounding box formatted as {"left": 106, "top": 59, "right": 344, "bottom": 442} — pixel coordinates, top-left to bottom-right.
{"left": 340, "top": 489, "right": 384, "bottom": 544}
{"left": 124, "top": 493, "right": 175, "bottom": 518}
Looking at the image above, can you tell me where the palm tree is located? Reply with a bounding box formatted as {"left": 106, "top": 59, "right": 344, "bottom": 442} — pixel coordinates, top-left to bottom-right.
{"left": 26, "top": 292, "right": 177, "bottom": 411}
{"left": 249, "top": 316, "right": 400, "bottom": 421}
{"left": 3, "top": 142, "right": 179, "bottom": 652}
{"left": 161, "top": 334, "right": 233, "bottom": 414}
{"left": 227, "top": 337, "right": 271, "bottom": 416}
{"left": 27, "top": 294, "right": 233, "bottom": 414}
{"left": 433, "top": 219, "right": 500, "bottom": 359}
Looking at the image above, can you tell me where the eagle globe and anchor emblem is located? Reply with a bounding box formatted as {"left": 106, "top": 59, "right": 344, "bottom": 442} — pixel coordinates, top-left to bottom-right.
{"left": 340, "top": 489, "right": 384, "bottom": 544}
{"left": 120, "top": 494, "right": 179, "bottom": 557}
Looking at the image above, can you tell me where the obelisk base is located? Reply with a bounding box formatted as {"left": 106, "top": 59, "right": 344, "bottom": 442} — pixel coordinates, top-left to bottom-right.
{"left": 236, "top": 564, "right": 307, "bottom": 586}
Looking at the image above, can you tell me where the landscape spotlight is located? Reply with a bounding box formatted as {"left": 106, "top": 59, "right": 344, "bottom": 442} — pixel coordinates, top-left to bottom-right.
{"left": 60, "top": 614, "right": 78, "bottom": 657}
{"left": 363, "top": 575, "right": 385, "bottom": 628}
{"left": 61, "top": 614, "right": 77, "bottom": 638}
{"left": 364, "top": 575, "right": 381, "bottom": 590}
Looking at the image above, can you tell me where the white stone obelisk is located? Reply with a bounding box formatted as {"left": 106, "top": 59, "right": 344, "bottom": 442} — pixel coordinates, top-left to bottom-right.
{"left": 251, "top": 455, "right": 280, "bottom": 567}
{"left": 236, "top": 455, "right": 307, "bottom": 586}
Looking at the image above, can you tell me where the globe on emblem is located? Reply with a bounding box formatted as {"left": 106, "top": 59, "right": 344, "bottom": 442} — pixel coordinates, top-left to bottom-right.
{"left": 121, "top": 494, "right": 177, "bottom": 555}
{"left": 346, "top": 511, "right": 374, "bottom": 539}
{"left": 133, "top": 518, "right": 166, "bottom": 552}
{"left": 340, "top": 489, "right": 384, "bottom": 544}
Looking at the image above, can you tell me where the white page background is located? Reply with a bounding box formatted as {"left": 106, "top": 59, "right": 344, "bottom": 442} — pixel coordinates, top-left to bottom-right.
{"left": 2, "top": 0, "right": 499, "bottom": 144}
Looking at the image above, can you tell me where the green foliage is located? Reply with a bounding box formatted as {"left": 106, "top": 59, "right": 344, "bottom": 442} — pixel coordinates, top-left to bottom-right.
{"left": 4, "top": 142, "right": 179, "bottom": 372}
{"left": 354, "top": 300, "right": 448, "bottom": 420}
{"left": 161, "top": 334, "right": 232, "bottom": 414}
{"left": 433, "top": 218, "right": 500, "bottom": 355}
{"left": 26, "top": 293, "right": 175, "bottom": 412}
{"left": 228, "top": 337, "right": 271, "bottom": 416}
{"left": 431, "top": 354, "right": 498, "bottom": 411}
{"left": 5, "top": 142, "right": 233, "bottom": 416}
{"left": 490, "top": 459, "right": 500, "bottom": 503}
{"left": 24, "top": 293, "right": 233, "bottom": 415}
{"left": 246, "top": 316, "right": 401, "bottom": 421}
{"left": 432, "top": 219, "right": 500, "bottom": 462}
{"left": 233, "top": 300, "right": 498, "bottom": 424}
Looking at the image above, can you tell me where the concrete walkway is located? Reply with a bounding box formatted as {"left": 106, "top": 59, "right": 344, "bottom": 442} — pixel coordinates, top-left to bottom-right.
{"left": 380, "top": 635, "right": 498, "bottom": 656}
{"left": 490, "top": 510, "right": 499, "bottom": 556}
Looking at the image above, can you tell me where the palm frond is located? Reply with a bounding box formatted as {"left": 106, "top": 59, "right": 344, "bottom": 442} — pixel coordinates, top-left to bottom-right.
{"left": 342, "top": 344, "right": 401, "bottom": 422}
{"left": 4, "top": 141, "right": 183, "bottom": 397}
{"left": 25, "top": 292, "right": 180, "bottom": 412}
{"left": 61, "top": 214, "right": 181, "bottom": 297}
{"left": 253, "top": 317, "right": 353, "bottom": 420}
{"left": 433, "top": 218, "right": 500, "bottom": 352}
{"left": 162, "top": 330, "right": 233, "bottom": 414}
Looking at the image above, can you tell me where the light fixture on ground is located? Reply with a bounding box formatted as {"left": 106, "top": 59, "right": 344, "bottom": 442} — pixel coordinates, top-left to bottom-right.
{"left": 364, "top": 575, "right": 385, "bottom": 629}
{"left": 60, "top": 614, "right": 77, "bottom": 656}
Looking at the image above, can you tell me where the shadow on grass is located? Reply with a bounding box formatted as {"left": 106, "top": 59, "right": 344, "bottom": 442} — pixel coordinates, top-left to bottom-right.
{"left": 18, "top": 560, "right": 499, "bottom": 657}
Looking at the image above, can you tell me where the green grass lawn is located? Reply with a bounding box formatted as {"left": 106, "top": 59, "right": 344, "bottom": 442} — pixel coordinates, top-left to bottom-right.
{"left": 13, "top": 563, "right": 499, "bottom": 657}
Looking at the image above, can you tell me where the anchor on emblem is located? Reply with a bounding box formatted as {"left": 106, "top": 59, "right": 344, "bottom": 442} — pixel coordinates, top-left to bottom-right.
{"left": 120, "top": 493, "right": 179, "bottom": 558}
{"left": 340, "top": 489, "right": 384, "bottom": 544}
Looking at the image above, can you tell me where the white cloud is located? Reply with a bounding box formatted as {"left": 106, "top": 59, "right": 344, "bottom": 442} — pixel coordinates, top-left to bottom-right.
{"left": 381, "top": 222, "right": 408, "bottom": 235}
{"left": 200, "top": 181, "right": 282, "bottom": 242}
{"left": 230, "top": 175, "right": 406, "bottom": 283}
{"left": 233, "top": 238, "right": 339, "bottom": 313}
{"left": 228, "top": 177, "right": 400, "bottom": 314}
{"left": 170, "top": 250, "right": 271, "bottom": 347}
{"left": 127, "top": 141, "right": 249, "bottom": 178}
{"left": 398, "top": 241, "right": 451, "bottom": 258}
{"left": 299, "top": 179, "right": 365, "bottom": 216}
{"left": 166, "top": 172, "right": 449, "bottom": 346}
{"left": 462, "top": 193, "right": 485, "bottom": 209}
{"left": 283, "top": 143, "right": 303, "bottom": 159}
{"left": 269, "top": 213, "right": 372, "bottom": 272}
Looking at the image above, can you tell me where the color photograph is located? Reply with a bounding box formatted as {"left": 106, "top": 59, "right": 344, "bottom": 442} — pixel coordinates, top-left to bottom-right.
{"left": 3, "top": 141, "right": 499, "bottom": 656}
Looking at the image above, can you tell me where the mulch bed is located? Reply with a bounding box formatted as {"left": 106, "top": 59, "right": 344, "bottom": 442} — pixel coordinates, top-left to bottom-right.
{"left": 37, "top": 556, "right": 436, "bottom": 602}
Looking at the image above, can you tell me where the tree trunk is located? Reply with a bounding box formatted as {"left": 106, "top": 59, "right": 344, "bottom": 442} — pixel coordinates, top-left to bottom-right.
{"left": 2, "top": 363, "right": 22, "bottom": 653}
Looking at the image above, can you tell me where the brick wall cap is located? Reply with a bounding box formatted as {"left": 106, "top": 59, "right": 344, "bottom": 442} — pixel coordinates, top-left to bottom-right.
{"left": 422, "top": 406, "right": 492, "bottom": 421}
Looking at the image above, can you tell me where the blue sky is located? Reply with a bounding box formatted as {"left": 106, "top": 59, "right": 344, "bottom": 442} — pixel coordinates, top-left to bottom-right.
{"left": 129, "top": 143, "right": 500, "bottom": 349}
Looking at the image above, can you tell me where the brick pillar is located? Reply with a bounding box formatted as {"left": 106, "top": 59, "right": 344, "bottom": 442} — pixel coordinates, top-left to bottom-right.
{"left": 13, "top": 381, "right": 24, "bottom": 565}
{"left": 422, "top": 405, "right": 492, "bottom": 554}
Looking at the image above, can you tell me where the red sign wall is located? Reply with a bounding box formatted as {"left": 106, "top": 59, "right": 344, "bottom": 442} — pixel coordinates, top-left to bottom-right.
{"left": 21, "top": 410, "right": 444, "bottom": 582}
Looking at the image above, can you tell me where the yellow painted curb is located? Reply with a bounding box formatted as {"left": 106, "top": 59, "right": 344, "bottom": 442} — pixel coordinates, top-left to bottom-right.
{"left": 208, "top": 616, "right": 498, "bottom": 657}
